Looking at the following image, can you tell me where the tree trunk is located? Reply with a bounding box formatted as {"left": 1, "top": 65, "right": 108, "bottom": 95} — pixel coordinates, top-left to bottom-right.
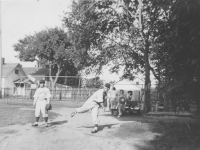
{"left": 163, "top": 93, "right": 169, "bottom": 111}
{"left": 49, "top": 62, "right": 62, "bottom": 90}
{"left": 49, "top": 61, "right": 53, "bottom": 90}
{"left": 157, "top": 59, "right": 163, "bottom": 103}
{"left": 144, "top": 42, "right": 151, "bottom": 113}
{"left": 196, "top": 99, "right": 200, "bottom": 116}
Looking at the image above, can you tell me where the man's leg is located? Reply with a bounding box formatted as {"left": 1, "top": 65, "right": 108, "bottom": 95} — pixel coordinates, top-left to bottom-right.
{"left": 91, "top": 106, "right": 99, "bottom": 133}
{"left": 106, "top": 98, "right": 110, "bottom": 111}
{"left": 71, "top": 101, "right": 96, "bottom": 117}
{"left": 32, "top": 101, "right": 40, "bottom": 126}
{"left": 118, "top": 104, "right": 122, "bottom": 117}
{"left": 44, "top": 117, "right": 48, "bottom": 127}
{"left": 41, "top": 100, "right": 49, "bottom": 127}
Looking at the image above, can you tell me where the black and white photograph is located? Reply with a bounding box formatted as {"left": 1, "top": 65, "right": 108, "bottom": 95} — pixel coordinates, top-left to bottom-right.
{"left": 0, "top": 0, "right": 200, "bottom": 150}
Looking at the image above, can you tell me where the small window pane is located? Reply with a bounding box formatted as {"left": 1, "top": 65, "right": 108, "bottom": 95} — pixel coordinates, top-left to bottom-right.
{"left": 15, "top": 69, "right": 19, "bottom": 74}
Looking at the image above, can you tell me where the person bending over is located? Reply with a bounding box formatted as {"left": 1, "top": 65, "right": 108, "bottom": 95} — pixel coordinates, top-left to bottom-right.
{"left": 70, "top": 83, "right": 111, "bottom": 133}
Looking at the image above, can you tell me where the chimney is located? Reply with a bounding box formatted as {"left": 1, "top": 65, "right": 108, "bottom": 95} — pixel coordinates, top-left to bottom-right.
{"left": 2, "top": 58, "right": 4, "bottom": 65}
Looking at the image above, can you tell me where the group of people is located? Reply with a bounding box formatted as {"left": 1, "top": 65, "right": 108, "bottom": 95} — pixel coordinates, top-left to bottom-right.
{"left": 105, "top": 87, "right": 143, "bottom": 118}
{"left": 31, "top": 81, "right": 144, "bottom": 134}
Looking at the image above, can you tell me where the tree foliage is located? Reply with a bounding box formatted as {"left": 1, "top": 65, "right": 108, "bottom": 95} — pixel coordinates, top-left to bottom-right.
{"left": 14, "top": 0, "right": 200, "bottom": 114}
{"left": 85, "top": 77, "right": 104, "bottom": 88}
{"left": 63, "top": 0, "right": 172, "bottom": 112}
{"left": 63, "top": 0, "right": 200, "bottom": 114}
{"left": 156, "top": 0, "right": 200, "bottom": 114}
{"left": 13, "top": 28, "right": 78, "bottom": 88}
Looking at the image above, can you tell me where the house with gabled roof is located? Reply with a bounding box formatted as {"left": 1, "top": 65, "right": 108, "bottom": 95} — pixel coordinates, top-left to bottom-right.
{"left": 23, "top": 67, "right": 49, "bottom": 88}
{"left": 2, "top": 61, "right": 29, "bottom": 97}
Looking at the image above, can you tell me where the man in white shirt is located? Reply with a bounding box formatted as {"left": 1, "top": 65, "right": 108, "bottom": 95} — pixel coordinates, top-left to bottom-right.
{"left": 32, "top": 80, "right": 51, "bottom": 127}
{"left": 108, "top": 87, "right": 118, "bottom": 114}
{"left": 70, "top": 83, "right": 111, "bottom": 133}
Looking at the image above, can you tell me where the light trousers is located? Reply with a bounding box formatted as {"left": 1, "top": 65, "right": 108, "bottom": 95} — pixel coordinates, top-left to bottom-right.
{"left": 76, "top": 100, "right": 99, "bottom": 125}
{"left": 35, "top": 100, "right": 48, "bottom": 117}
{"left": 110, "top": 97, "right": 118, "bottom": 109}
{"left": 118, "top": 103, "right": 125, "bottom": 116}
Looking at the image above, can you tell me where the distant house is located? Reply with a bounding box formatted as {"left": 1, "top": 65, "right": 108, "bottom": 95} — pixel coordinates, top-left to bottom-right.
{"left": 23, "top": 67, "right": 73, "bottom": 99}
{"left": 2, "top": 62, "right": 29, "bottom": 97}
{"left": 23, "top": 67, "right": 71, "bottom": 89}
{"left": 23, "top": 67, "right": 49, "bottom": 89}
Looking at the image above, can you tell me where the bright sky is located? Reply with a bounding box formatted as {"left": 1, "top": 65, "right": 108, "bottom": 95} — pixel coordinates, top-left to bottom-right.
{"left": 0, "top": 0, "right": 122, "bottom": 81}
{"left": 1, "top": 0, "right": 72, "bottom": 67}
{"left": 0, "top": 0, "right": 151, "bottom": 83}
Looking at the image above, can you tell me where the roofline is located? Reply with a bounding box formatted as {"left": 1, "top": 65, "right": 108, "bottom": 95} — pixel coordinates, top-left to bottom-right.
{"left": 4, "top": 64, "right": 27, "bottom": 78}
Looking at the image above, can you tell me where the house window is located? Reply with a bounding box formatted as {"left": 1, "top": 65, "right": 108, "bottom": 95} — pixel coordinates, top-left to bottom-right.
{"left": 15, "top": 69, "right": 19, "bottom": 74}
{"left": 136, "top": 82, "right": 139, "bottom": 85}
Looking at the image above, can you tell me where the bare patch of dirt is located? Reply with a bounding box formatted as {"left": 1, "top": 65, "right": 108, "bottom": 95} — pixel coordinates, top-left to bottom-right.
{"left": 0, "top": 107, "right": 159, "bottom": 150}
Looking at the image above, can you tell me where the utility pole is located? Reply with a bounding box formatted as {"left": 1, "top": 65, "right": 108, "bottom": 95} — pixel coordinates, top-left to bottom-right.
{"left": 0, "top": 1, "right": 2, "bottom": 98}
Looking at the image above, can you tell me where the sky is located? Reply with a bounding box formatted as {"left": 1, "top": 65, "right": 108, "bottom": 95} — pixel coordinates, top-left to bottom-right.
{"left": 1, "top": 0, "right": 72, "bottom": 67}
{"left": 0, "top": 0, "right": 153, "bottom": 84}
{"left": 0, "top": 0, "right": 123, "bottom": 82}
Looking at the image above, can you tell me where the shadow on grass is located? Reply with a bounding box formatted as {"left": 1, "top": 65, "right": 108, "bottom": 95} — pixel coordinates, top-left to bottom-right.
{"left": 101, "top": 112, "right": 144, "bottom": 122}
{"left": 78, "top": 123, "right": 119, "bottom": 131}
{"left": 48, "top": 120, "right": 68, "bottom": 126}
{"left": 117, "top": 115, "right": 143, "bottom": 121}
{"left": 133, "top": 122, "right": 200, "bottom": 150}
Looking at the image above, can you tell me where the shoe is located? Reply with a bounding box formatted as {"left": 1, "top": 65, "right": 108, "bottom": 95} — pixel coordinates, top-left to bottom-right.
{"left": 32, "top": 123, "right": 38, "bottom": 127}
{"left": 71, "top": 111, "right": 76, "bottom": 117}
{"left": 118, "top": 115, "right": 121, "bottom": 118}
{"left": 91, "top": 129, "right": 98, "bottom": 133}
{"left": 45, "top": 124, "right": 49, "bottom": 127}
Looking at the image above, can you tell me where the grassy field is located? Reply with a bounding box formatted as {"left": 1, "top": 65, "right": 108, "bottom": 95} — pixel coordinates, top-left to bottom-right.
{"left": 0, "top": 99, "right": 83, "bottom": 127}
{"left": 142, "top": 121, "right": 200, "bottom": 150}
{"left": 0, "top": 99, "right": 200, "bottom": 150}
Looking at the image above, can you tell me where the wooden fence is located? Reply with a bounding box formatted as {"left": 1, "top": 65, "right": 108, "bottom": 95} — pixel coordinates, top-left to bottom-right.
{"left": 25, "top": 88, "right": 99, "bottom": 102}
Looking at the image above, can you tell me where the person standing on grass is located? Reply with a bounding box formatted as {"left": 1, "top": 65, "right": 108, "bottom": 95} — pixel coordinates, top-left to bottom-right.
{"left": 32, "top": 80, "right": 51, "bottom": 127}
{"left": 117, "top": 89, "right": 126, "bottom": 118}
{"left": 108, "top": 87, "right": 118, "bottom": 115}
{"left": 70, "top": 83, "right": 111, "bottom": 133}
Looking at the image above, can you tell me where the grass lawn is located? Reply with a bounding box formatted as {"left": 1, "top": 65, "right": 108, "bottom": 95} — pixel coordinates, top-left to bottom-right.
{"left": 135, "top": 118, "right": 200, "bottom": 150}
{"left": 0, "top": 99, "right": 83, "bottom": 127}
{"left": 149, "top": 122, "right": 200, "bottom": 150}
{"left": 0, "top": 99, "right": 200, "bottom": 150}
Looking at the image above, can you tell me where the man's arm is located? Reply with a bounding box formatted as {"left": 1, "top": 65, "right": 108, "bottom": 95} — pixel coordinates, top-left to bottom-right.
{"left": 46, "top": 88, "right": 51, "bottom": 104}
{"left": 33, "top": 89, "right": 38, "bottom": 107}
{"left": 33, "top": 97, "right": 37, "bottom": 107}
{"left": 93, "top": 90, "right": 105, "bottom": 108}
{"left": 47, "top": 97, "right": 50, "bottom": 104}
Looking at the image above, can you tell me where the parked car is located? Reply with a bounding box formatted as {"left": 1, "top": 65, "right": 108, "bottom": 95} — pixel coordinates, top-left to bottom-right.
{"left": 124, "top": 102, "right": 141, "bottom": 115}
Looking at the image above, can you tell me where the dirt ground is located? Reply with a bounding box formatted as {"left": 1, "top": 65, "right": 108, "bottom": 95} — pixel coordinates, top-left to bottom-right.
{"left": 0, "top": 106, "right": 161, "bottom": 150}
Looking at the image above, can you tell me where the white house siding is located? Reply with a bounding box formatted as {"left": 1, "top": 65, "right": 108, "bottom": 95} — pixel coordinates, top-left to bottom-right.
{"left": 4, "top": 65, "right": 26, "bottom": 96}
{"left": 1, "top": 78, "right": 5, "bottom": 97}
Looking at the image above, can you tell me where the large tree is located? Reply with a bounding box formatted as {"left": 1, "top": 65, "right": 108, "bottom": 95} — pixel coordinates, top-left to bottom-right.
{"left": 63, "top": 0, "right": 170, "bottom": 112}
{"left": 14, "top": 27, "right": 78, "bottom": 89}
{"left": 155, "top": 0, "right": 200, "bottom": 114}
